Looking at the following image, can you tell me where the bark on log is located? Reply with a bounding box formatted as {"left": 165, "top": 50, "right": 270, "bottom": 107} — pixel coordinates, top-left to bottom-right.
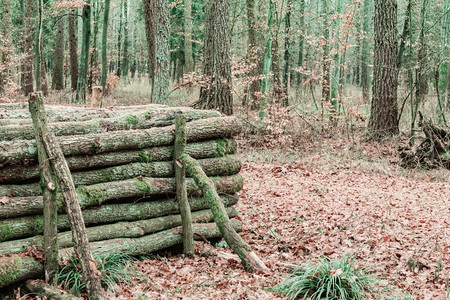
{"left": 28, "top": 92, "right": 59, "bottom": 283}
{"left": 0, "top": 116, "right": 242, "bottom": 164}
{"left": 0, "top": 139, "right": 237, "bottom": 183}
{"left": 0, "top": 156, "right": 240, "bottom": 196}
{"left": 181, "top": 154, "right": 268, "bottom": 272}
{"left": 25, "top": 280, "right": 81, "bottom": 300}
{"left": 0, "top": 109, "right": 221, "bottom": 141}
{"left": 0, "top": 207, "right": 237, "bottom": 255}
{"left": 0, "top": 220, "right": 242, "bottom": 289}
{"left": 0, "top": 174, "right": 242, "bottom": 219}
{"left": 0, "top": 194, "right": 239, "bottom": 244}
{"left": 174, "top": 113, "right": 194, "bottom": 256}
{"left": 42, "top": 132, "right": 105, "bottom": 300}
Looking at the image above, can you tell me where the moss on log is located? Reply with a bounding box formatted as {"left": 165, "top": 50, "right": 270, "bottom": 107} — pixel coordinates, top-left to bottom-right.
{"left": 0, "top": 139, "right": 237, "bottom": 183}
{"left": 0, "top": 194, "right": 239, "bottom": 243}
{"left": 0, "top": 174, "right": 242, "bottom": 219}
{"left": 0, "top": 220, "right": 242, "bottom": 289}
{"left": 25, "top": 280, "right": 81, "bottom": 300}
{"left": 0, "top": 207, "right": 237, "bottom": 255}
{"left": 0, "top": 109, "right": 221, "bottom": 141}
{"left": 0, "top": 116, "right": 242, "bottom": 164}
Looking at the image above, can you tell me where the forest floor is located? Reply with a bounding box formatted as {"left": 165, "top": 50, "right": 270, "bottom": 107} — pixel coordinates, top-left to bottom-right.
{"left": 10, "top": 89, "right": 450, "bottom": 299}
{"left": 100, "top": 136, "right": 449, "bottom": 299}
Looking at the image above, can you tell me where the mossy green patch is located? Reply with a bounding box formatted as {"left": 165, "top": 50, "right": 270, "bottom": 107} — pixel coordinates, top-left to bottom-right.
{"left": 125, "top": 114, "right": 138, "bottom": 125}
{"left": 137, "top": 151, "right": 153, "bottom": 163}
{"left": 133, "top": 178, "right": 153, "bottom": 194}
{"left": 77, "top": 186, "right": 105, "bottom": 206}
{"left": 0, "top": 256, "right": 22, "bottom": 287}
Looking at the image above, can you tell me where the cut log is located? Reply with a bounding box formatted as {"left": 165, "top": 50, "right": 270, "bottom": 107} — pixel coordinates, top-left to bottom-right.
{"left": 181, "top": 154, "right": 268, "bottom": 272}
{"left": 0, "top": 220, "right": 242, "bottom": 289}
{"left": 0, "top": 156, "right": 240, "bottom": 196}
{"left": 0, "top": 194, "right": 239, "bottom": 243}
{"left": 0, "top": 109, "right": 221, "bottom": 141}
{"left": 0, "top": 138, "right": 237, "bottom": 183}
{"left": 0, "top": 174, "right": 242, "bottom": 218}
{"left": 0, "top": 207, "right": 237, "bottom": 255}
{"left": 25, "top": 280, "right": 81, "bottom": 300}
{"left": 0, "top": 116, "right": 242, "bottom": 164}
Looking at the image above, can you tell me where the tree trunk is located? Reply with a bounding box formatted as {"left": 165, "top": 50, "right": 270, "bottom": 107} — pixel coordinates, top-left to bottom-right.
{"left": 181, "top": 154, "right": 268, "bottom": 272}
{"left": 0, "top": 221, "right": 242, "bottom": 289}
{"left": 34, "top": 0, "right": 43, "bottom": 92}
{"left": 330, "top": 0, "right": 343, "bottom": 115}
{"left": 0, "top": 138, "right": 237, "bottom": 183}
{"left": 25, "top": 280, "right": 81, "bottom": 300}
{"left": 100, "top": 0, "right": 111, "bottom": 92}
{"left": 437, "top": 0, "right": 450, "bottom": 124}
{"left": 184, "top": 0, "right": 194, "bottom": 91}
{"left": 0, "top": 116, "right": 242, "bottom": 163}
{"left": 0, "top": 0, "right": 12, "bottom": 95}
{"left": 43, "top": 132, "right": 105, "bottom": 300}
{"left": 76, "top": 1, "right": 91, "bottom": 103}
{"left": 321, "top": 0, "right": 330, "bottom": 106}
{"left": 198, "top": 0, "right": 214, "bottom": 108}
{"left": 245, "top": 0, "right": 262, "bottom": 107}
{"left": 259, "top": 0, "right": 275, "bottom": 120}
{"left": 360, "top": 0, "right": 370, "bottom": 102}
{"left": 53, "top": 11, "right": 65, "bottom": 90}
{"left": 121, "top": 0, "right": 129, "bottom": 80}
{"left": 282, "top": 0, "right": 292, "bottom": 106}
{"left": 295, "top": 0, "right": 306, "bottom": 91}
{"left": 152, "top": 0, "right": 170, "bottom": 104}
{"left": 88, "top": 0, "right": 101, "bottom": 93}
{"left": 22, "top": 0, "right": 34, "bottom": 96}
{"left": 368, "top": 0, "right": 399, "bottom": 140}
{"left": 0, "top": 175, "right": 242, "bottom": 220}
{"left": 212, "top": 0, "right": 233, "bottom": 115}
{"left": 142, "top": 0, "right": 155, "bottom": 84}
{"left": 28, "top": 92, "right": 59, "bottom": 283}
{"left": 68, "top": 8, "right": 78, "bottom": 91}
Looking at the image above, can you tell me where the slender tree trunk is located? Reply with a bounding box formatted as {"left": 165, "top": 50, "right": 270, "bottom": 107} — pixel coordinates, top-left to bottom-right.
{"left": 398, "top": 0, "right": 411, "bottom": 69}
{"left": 76, "top": 1, "right": 91, "bottom": 103}
{"left": 122, "top": 0, "right": 130, "bottom": 81}
{"left": 53, "top": 11, "right": 65, "bottom": 90}
{"left": 116, "top": 0, "right": 123, "bottom": 77}
{"left": 198, "top": 0, "right": 214, "bottom": 107}
{"left": 143, "top": 0, "right": 155, "bottom": 84}
{"left": 0, "top": 0, "right": 12, "bottom": 94}
{"left": 368, "top": 0, "right": 399, "bottom": 140}
{"left": 101, "top": 0, "right": 111, "bottom": 92}
{"left": 282, "top": 0, "right": 292, "bottom": 106}
{"left": 184, "top": 0, "right": 194, "bottom": 91}
{"left": 259, "top": 0, "right": 275, "bottom": 119}
{"left": 34, "top": 0, "right": 43, "bottom": 92}
{"left": 69, "top": 9, "right": 78, "bottom": 92}
{"left": 88, "top": 0, "right": 101, "bottom": 93}
{"left": 330, "top": 0, "right": 343, "bottom": 115}
{"left": 321, "top": 0, "right": 330, "bottom": 106}
{"left": 414, "top": 0, "right": 428, "bottom": 129}
{"left": 437, "top": 0, "right": 450, "bottom": 124}
{"left": 360, "top": 0, "right": 370, "bottom": 102}
{"left": 245, "top": 0, "right": 262, "bottom": 107}
{"left": 22, "top": 0, "right": 34, "bottom": 96}
{"left": 152, "top": 0, "right": 170, "bottom": 104}
{"left": 296, "top": 0, "right": 306, "bottom": 92}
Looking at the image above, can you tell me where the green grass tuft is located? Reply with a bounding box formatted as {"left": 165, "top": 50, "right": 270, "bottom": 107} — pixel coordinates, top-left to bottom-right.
{"left": 58, "top": 252, "right": 144, "bottom": 296}
{"left": 274, "top": 253, "right": 378, "bottom": 300}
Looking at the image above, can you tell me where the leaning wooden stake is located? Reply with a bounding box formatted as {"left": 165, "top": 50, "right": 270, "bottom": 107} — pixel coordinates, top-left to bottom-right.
{"left": 42, "top": 132, "right": 105, "bottom": 300}
{"left": 174, "top": 112, "right": 194, "bottom": 256}
{"left": 181, "top": 154, "right": 269, "bottom": 272}
{"left": 28, "top": 92, "right": 59, "bottom": 283}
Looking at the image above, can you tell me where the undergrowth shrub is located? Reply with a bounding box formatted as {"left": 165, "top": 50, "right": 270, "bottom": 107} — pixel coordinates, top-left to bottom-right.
{"left": 274, "top": 253, "right": 378, "bottom": 300}
{"left": 58, "top": 251, "right": 143, "bottom": 296}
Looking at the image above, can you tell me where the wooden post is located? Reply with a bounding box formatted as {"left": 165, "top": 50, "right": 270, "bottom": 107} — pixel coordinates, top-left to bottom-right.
{"left": 28, "top": 92, "right": 59, "bottom": 283}
{"left": 174, "top": 112, "right": 194, "bottom": 256}
{"left": 91, "top": 86, "right": 103, "bottom": 108}
{"left": 42, "top": 132, "right": 105, "bottom": 300}
{"left": 181, "top": 154, "right": 268, "bottom": 272}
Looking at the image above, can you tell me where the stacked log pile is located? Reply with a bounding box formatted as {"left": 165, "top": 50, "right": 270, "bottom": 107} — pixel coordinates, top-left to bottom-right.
{"left": 0, "top": 103, "right": 243, "bottom": 288}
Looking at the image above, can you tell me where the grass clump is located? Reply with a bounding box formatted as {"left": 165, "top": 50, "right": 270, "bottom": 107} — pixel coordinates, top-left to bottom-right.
{"left": 58, "top": 252, "right": 144, "bottom": 296}
{"left": 274, "top": 253, "right": 378, "bottom": 300}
